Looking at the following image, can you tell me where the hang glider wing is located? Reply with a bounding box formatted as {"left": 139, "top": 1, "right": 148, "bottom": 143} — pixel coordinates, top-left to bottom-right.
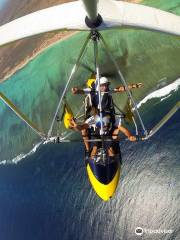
{"left": 0, "top": 0, "right": 180, "bottom": 47}
{"left": 0, "top": 1, "right": 87, "bottom": 46}
{"left": 98, "top": 0, "right": 180, "bottom": 36}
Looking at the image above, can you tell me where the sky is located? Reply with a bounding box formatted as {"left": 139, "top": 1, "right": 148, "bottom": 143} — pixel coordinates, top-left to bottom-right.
{"left": 0, "top": 0, "right": 7, "bottom": 9}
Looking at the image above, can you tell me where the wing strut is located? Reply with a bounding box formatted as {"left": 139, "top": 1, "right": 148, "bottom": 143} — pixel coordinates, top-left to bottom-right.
{"left": 47, "top": 33, "right": 91, "bottom": 138}
{"left": 92, "top": 31, "right": 104, "bottom": 136}
{"left": 98, "top": 32, "right": 148, "bottom": 137}
{"left": 81, "top": 0, "right": 102, "bottom": 28}
{"left": 144, "top": 101, "right": 180, "bottom": 140}
{"left": 0, "top": 92, "right": 45, "bottom": 139}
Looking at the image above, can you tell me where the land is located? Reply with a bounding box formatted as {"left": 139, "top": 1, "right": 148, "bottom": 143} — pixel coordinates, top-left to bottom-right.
{"left": 0, "top": 0, "right": 142, "bottom": 82}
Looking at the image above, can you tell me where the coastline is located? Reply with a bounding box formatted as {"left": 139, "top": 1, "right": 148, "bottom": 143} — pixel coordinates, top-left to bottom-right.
{"left": 0, "top": 0, "right": 143, "bottom": 83}
{"left": 0, "top": 31, "right": 77, "bottom": 83}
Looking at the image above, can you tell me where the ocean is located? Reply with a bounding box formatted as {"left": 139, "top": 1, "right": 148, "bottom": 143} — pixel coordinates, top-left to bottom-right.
{"left": 0, "top": 80, "right": 179, "bottom": 240}
{"left": 0, "top": 0, "right": 180, "bottom": 238}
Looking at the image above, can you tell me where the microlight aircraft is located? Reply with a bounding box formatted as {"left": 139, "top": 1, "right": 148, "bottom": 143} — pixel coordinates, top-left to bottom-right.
{"left": 0, "top": 0, "right": 180, "bottom": 201}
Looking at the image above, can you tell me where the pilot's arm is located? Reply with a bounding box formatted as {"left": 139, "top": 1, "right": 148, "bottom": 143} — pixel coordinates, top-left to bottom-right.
{"left": 114, "top": 83, "right": 143, "bottom": 92}
{"left": 118, "top": 126, "right": 136, "bottom": 142}
{"left": 69, "top": 118, "right": 89, "bottom": 131}
{"left": 71, "top": 87, "right": 91, "bottom": 94}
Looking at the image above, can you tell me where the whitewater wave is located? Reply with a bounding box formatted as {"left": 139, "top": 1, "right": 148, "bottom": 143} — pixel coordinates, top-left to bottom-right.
{"left": 136, "top": 78, "right": 180, "bottom": 108}
{"left": 1, "top": 78, "right": 180, "bottom": 165}
{"left": 0, "top": 137, "right": 57, "bottom": 165}
{"left": 0, "top": 142, "right": 42, "bottom": 165}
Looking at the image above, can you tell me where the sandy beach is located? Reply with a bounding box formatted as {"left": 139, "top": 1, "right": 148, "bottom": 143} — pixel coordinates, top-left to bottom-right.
{"left": 0, "top": 31, "right": 77, "bottom": 82}
{"left": 0, "top": 0, "right": 143, "bottom": 83}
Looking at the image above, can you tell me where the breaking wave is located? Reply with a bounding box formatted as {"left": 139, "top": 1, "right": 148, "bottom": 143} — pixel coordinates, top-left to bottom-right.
{"left": 0, "top": 142, "right": 42, "bottom": 165}
{"left": 136, "top": 78, "right": 180, "bottom": 109}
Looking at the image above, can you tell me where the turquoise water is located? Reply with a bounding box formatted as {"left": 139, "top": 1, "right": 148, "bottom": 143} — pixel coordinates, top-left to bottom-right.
{"left": 0, "top": 0, "right": 180, "bottom": 160}
{"left": 0, "top": 1, "right": 179, "bottom": 240}
{"left": 0, "top": 26, "right": 180, "bottom": 159}
{"left": 0, "top": 88, "right": 179, "bottom": 240}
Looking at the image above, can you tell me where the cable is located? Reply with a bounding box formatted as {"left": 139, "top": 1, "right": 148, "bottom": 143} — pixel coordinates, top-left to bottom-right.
{"left": 99, "top": 33, "right": 148, "bottom": 137}
{"left": 47, "top": 33, "right": 91, "bottom": 138}
{"left": 144, "top": 101, "right": 180, "bottom": 140}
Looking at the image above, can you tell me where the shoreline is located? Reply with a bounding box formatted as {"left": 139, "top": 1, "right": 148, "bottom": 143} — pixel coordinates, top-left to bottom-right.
{"left": 1, "top": 31, "right": 78, "bottom": 83}
{"left": 0, "top": 0, "right": 143, "bottom": 83}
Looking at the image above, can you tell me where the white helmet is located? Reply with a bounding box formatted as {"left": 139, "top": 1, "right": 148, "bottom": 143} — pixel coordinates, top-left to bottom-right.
{"left": 99, "top": 76, "right": 109, "bottom": 85}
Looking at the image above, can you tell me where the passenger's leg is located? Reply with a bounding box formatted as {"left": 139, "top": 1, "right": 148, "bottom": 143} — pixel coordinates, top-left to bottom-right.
{"left": 90, "top": 146, "right": 98, "bottom": 159}
{"left": 81, "top": 129, "right": 90, "bottom": 152}
{"left": 108, "top": 147, "right": 115, "bottom": 157}
{"left": 112, "top": 128, "right": 119, "bottom": 140}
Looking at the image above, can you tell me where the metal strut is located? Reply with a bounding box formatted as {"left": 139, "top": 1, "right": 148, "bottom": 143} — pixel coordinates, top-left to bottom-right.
{"left": 91, "top": 31, "right": 104, "bottom": 136}
{"left": 99, "top": 32, "right": 148, "bottom": 137}
{"left": 48, "top": 30, "right": 148, "bottom": 140}
{"left": 47, "top": 33, "right": 91, "bottom": 138}
{"left": 0, "top": 92, "right": 45, "bottom": 139}
{"left": 144, "top": 101, "right": 180, "bottom": 140}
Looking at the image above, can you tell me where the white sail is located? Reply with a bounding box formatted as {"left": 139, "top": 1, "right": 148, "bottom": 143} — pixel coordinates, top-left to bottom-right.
{"left": 0, "top": 0, "right": 180, "bottom": 46}
{"left": 99, "top": 0, "right": 180, "bottom": 36}
{"left": 0, "top": 1, "right": 87, "bottom": 46}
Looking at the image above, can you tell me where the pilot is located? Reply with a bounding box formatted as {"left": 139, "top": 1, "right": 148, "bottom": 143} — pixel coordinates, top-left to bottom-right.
{"left": 72, "top": 75, "right": 142, "bottom": 129}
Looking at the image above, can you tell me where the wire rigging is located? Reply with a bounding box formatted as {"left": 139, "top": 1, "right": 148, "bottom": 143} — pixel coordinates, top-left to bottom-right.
{"left": 47, "top": 33, "right": 91, "bottom": 138}
{"left": 98, "top": 32, "right": 148, "bottom": 137}
{"left": 55, "top": 30, "right": 147, "bottom": 142}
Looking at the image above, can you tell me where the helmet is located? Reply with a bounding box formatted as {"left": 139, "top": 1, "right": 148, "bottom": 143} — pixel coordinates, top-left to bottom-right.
{"left": 99, "top": 77, "right": 109, "bottom": 85}
{"left": 95, "top": 115, "right": 111, "bottom": 129}
{"left": 86, "top": 78, "right": 96, "bottom": 88}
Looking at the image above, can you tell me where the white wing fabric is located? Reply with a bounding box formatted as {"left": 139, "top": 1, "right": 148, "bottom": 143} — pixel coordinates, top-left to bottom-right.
{"left": 0, "top": 0, "right": 180, "bottom": 46}
{"left": 99, "top": 0, "right": 180, "bottom": 35}
{"left": 0, "top": 1, "right": 87, "bottom": 46}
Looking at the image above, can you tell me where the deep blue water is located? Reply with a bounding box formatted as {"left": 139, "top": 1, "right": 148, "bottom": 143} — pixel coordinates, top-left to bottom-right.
{"left": 0, "top": 1, "right": 180, "bottom": 239}
{"left": 0, "top": 89, "right": 179, "bottom": 240}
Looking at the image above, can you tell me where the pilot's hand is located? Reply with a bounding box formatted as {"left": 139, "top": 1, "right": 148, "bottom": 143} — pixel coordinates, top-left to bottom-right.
{"left": 69, "top": 118, "right": 77, "bottom": 128}
{"left": 136, "top": 83, "right": 143, "bottom": 88}
{"left": 129, "top": 135, "right": 136, "bottom": 142}
{"left": 71, "top": 87, "right": 79, "bottom": 94}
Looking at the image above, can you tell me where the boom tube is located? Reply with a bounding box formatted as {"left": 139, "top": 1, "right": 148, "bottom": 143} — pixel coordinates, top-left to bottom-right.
{"left": 0, "top": 92, "right": 45, "bottom": 139}
{"left": 81, "top": 0, "right": 98, "bottom": 22}
{"left": 81, "top": 0, "right": 102, "bottom": 28}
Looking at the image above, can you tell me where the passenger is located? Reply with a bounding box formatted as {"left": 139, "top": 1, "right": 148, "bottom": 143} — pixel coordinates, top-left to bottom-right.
{"left": 70, "top": 113, "right": 136, "bottom": 158}
{"left": 88, "top": 114, "right": 136, "bottom": 159}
